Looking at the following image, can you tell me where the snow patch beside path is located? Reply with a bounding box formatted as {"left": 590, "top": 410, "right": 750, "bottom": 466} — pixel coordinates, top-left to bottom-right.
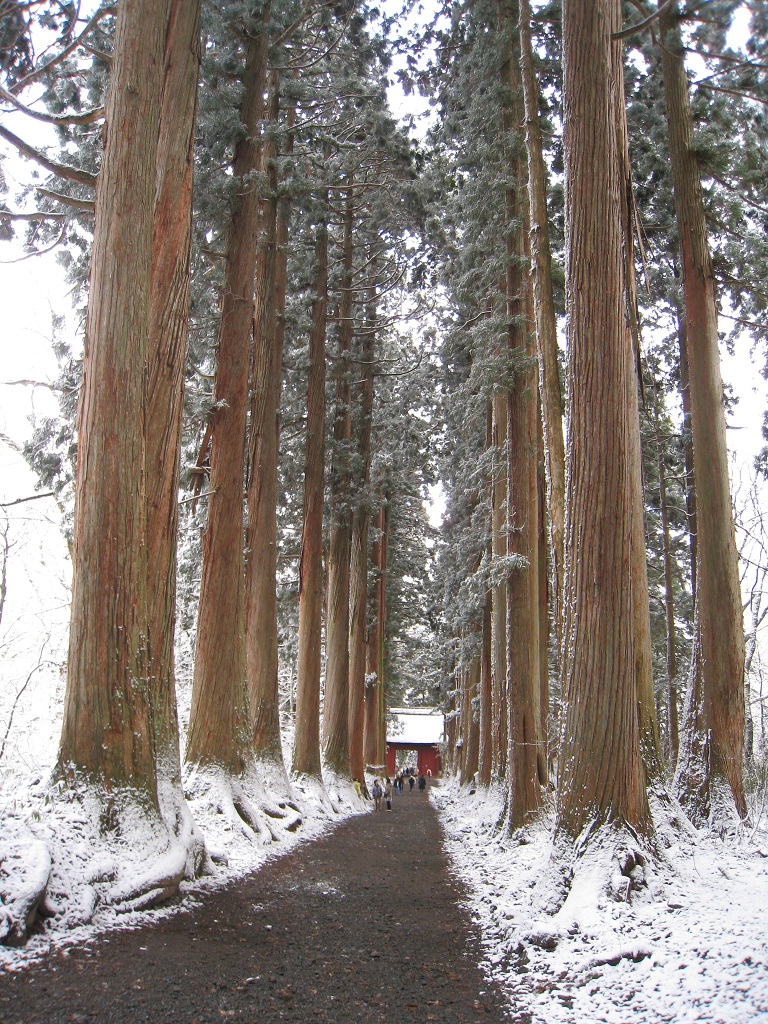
{"left": 433, "top": 780, "right": 768, "bottom": 1024}
{"left": 0, "top": 766, "right": 367, "bottom": 973}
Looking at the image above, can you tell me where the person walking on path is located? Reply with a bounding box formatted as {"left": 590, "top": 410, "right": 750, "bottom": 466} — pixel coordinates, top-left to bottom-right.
{"left": 418, "top": 775, "right": 427, "bottom": 794}
{"left": 372, "top": 777, "right": 383, "bottom": 810}
{"left": 409, "top": 775, "right": 415, "bottom": 793}
{"left": 384, "top": 777, "right": 393, "bottom": 810}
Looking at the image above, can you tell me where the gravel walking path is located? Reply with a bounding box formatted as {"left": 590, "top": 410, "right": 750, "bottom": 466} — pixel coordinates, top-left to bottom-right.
{"left": 0, "top": 785, "right": 512, "bottom": 1023}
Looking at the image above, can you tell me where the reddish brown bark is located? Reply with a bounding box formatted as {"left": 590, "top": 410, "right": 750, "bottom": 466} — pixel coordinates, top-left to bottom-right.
{"left": 348, "top": 278, "right": 377, "bottom": 784}
{"left": 536, "top": 381, "right": 549, "bottom": 786}
{"left": 477, "top": 585, "right": 494, "bottom": 788}
{"left": 59, "top": 0, "right": 172, "bottom": 796}
{"left": 245, "top": 70, "right": 287, "bottom": 766}
{"left": 676, "top": 295, "right": 698, "bottom": 599}
{"left": 186, "top": 14, "right": 270, "bottom": 772}
{"left": 519, "top": 0, "right": 566, "bottom": 655}
{"left": 491, "top": 390, "right": 508, "bottom": 780}
{"left": 502, "top": 1, "right": 541, "bottom": 831}
{"left": 147, "top": 0, "right": 202, "bottom": 780}
{"left": 292, "top": 212, "right": 329, "bottom": 778}
{"left": 556, "top": 0, "right": 650, "bottom": 838}
{"left": 660, "top": 4, "right": 746, "bottom": 818}
{"left": 323, "top": 190, "right": 355, "bottom": 777}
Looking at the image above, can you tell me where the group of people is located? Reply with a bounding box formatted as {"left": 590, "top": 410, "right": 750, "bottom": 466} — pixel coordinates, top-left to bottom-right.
{"left": 361, "top": 768, "right": 429, "bottom": 811}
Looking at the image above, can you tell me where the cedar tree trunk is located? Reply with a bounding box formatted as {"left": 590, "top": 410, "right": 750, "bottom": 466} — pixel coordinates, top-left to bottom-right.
{"left": 245, "top": 69, "right": 287, "bottom": 765}
{"left": 660, "top": 4, "right": 746, "bottom": 819}
{"left": 556, "top": 0, "right": 650, "bottom": 838}
{"left": 348, "top": 276, "right": 377, "bottom": 784}
{"left": 147, "top": 0, "right": 201, "bottom": 779}
{"left": 323, "top": 189, "right": 355, "bottom": 776}
{"left": 186, "top": 12, "right": 270, "bottom": 772}
{"left": 292, "top": 212, "right": 328, "bottom": 778}
{"left": 519, "top": 0, "right": 566, "bottom": 654}
{"left": 59, "top": 0, "right": 172, "bottom": 797}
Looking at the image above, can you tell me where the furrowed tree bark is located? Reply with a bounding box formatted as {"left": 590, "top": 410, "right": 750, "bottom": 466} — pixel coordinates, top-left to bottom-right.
{"left": 556, "top": 0, "right": 650, "bottom": 839}
{"left": 491, "top": 390, "right": 508, "bottom": 780}
{"left": 536, "top": 379, "right": 549, "bottom": 786}
{"left": 478, "top": 581, "right": 494, "bottom": 787}
{"left": 660, "top": 3, "right": 746, "bottom": 820}
{"left": 245, "top": 69, "right": 288, "bottom": 766}
{"left": 348, "top": 275, "right": 377, "bottom": 785}
{"left": 519, "top": 0, "right": 566, "bottom": 656}
{"left": 676, "top": 290, "right": 698, "bottom": 600}
{"left": 323, "top": 187, "right": 355, "bottom": 778}
{"left": 502, "top": 0, "right": 541, "bottom": 832}
{"left": 292, "top": 207, "right": 328, "bottom": 779}
{"left": 186, "top": 10, "right": 270, "bottom": 772}
{"left": 477, "top": 402, "right": 495, "bottom": 788}
{"left": 614, "top": 31, "right": 663, "bottom": 783}
{"left": 653, "top": 385, "right": 680, "bottom": 762}
{"left": 463, "top": 656, "right": 481, "bottom": 784}
{"left": 364, "top": 503, "right": 383, "bottom": 769}
{"left": 59, "top": 0, "right": 172, "bottom": 797}
{"left": 147, "top": 0, "right": 202, "bottom": 787}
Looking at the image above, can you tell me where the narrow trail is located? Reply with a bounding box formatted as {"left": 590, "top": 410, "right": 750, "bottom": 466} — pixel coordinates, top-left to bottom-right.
{"left": 0, "top": 786, "right": 513, "bottom": 1023}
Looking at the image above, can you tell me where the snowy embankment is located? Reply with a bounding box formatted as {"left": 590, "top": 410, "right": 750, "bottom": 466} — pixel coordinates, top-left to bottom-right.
{"left": 0, "top": 749, "right": 365, "bottom": 971}
{"left": 433, "top": 780, "right": 768, "bottom": 1024}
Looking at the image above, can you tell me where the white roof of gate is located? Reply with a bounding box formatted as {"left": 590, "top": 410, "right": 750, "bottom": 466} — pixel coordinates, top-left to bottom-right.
{"left": 387, "top": 707, "right": 444, "bottom": 746}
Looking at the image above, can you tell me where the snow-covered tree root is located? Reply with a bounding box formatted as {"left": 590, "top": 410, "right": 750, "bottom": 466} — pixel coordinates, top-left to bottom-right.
{"left": 1, "top": 779, "right": 199, "bottom": 946}
{"left": 322, "top": 768, "right": 367, "bottom": 814}
{"left": 290, "top": 770, "right": 370, "bottom": 819}
{"left": 183, "top": 762, "right": 304, "bottom": 864}
{"left": 0, "top": 816, "right": 51, "bottom": 946}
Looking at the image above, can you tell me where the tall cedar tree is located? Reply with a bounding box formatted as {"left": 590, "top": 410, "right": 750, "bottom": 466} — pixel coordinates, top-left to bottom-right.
{"left": 292, "top": 206, "right": 329, "bottom": 778}
{"left": 323, "top": 186, "right": 355, "bottom": 778}
{"left": 660, "top": 3, "right": 746, "bottom": 821}
{"left": 186, "top": 6, "right": 271, "bottom": 772}
{"left": 147, "top": 0, "right": 204, "bottom": 860}
{"left": 245, "top": 68, "right": 290, "bottom": 768}
{"left": 59, "top": 0, "right": 172, "bottom": 797}
{"left": 555, "top": 0, "right": 650, "bottom": 838}
{"left": 501, "top": 0, "right": 542, "bottom": 830}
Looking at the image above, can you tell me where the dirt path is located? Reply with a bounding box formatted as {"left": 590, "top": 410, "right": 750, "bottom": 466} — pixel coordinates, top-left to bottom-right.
{"left": 0, "top": 786, "right": 512, "bottom": 1023}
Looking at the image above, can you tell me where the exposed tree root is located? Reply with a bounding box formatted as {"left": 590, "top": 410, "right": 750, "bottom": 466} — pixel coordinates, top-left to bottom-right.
{"left": 2, "top": 780, "right": 194, "bottom": 944}
{"left": 183, "top": 762, "right": 304, "bottom": 854}
{"left": 291, "top": 772, "right": 339, "bottom": 817}
{"left": 323, "top": 768, "right": 366, "bottom": 813}
{"left": 0, "top": 816, "right": 51, "bottom": 946}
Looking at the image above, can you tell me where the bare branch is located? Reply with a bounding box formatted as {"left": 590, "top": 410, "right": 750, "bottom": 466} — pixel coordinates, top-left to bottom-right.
{"left": 0, "top": 124, "right": 97, "bottom": 187}
{"left": 0, "top": 491, "right": 57, "bottom": 509}
{"left": 0, "top": 647, "right": 53, "bottom": 762}
{"left": 613, "top": 0, "right": 677, "bottom": 41}
{"left": 0, "top": 85, "right": 104, "bottom": 125}
{"left": 36, "top": 186, "right": 95, "bottom": 212}
{"left": 0, "top": 208, "right": 66, "bottom": 221}
{"left": 9, "top": 5, "right": 116, "bottom": 96}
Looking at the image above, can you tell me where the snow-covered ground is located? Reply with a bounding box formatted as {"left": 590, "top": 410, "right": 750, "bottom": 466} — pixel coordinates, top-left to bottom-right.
{"left": 0, "top": 762, "right": 365, "bottom": 972}
{"left": 433, "top": 779, "right": 768, "bottom": 1024}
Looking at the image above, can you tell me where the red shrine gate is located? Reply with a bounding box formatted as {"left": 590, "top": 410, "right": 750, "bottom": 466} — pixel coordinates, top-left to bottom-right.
{"left": 385, "top": 708, "right": 444, "bottom": 778}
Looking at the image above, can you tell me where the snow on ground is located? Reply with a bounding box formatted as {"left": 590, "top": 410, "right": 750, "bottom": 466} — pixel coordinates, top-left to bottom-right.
{"left": 432, "top": 779, "right": 768, "bottom": 1024}
{"left": 0, "top": 770, "right": 364, "bottom": 973}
